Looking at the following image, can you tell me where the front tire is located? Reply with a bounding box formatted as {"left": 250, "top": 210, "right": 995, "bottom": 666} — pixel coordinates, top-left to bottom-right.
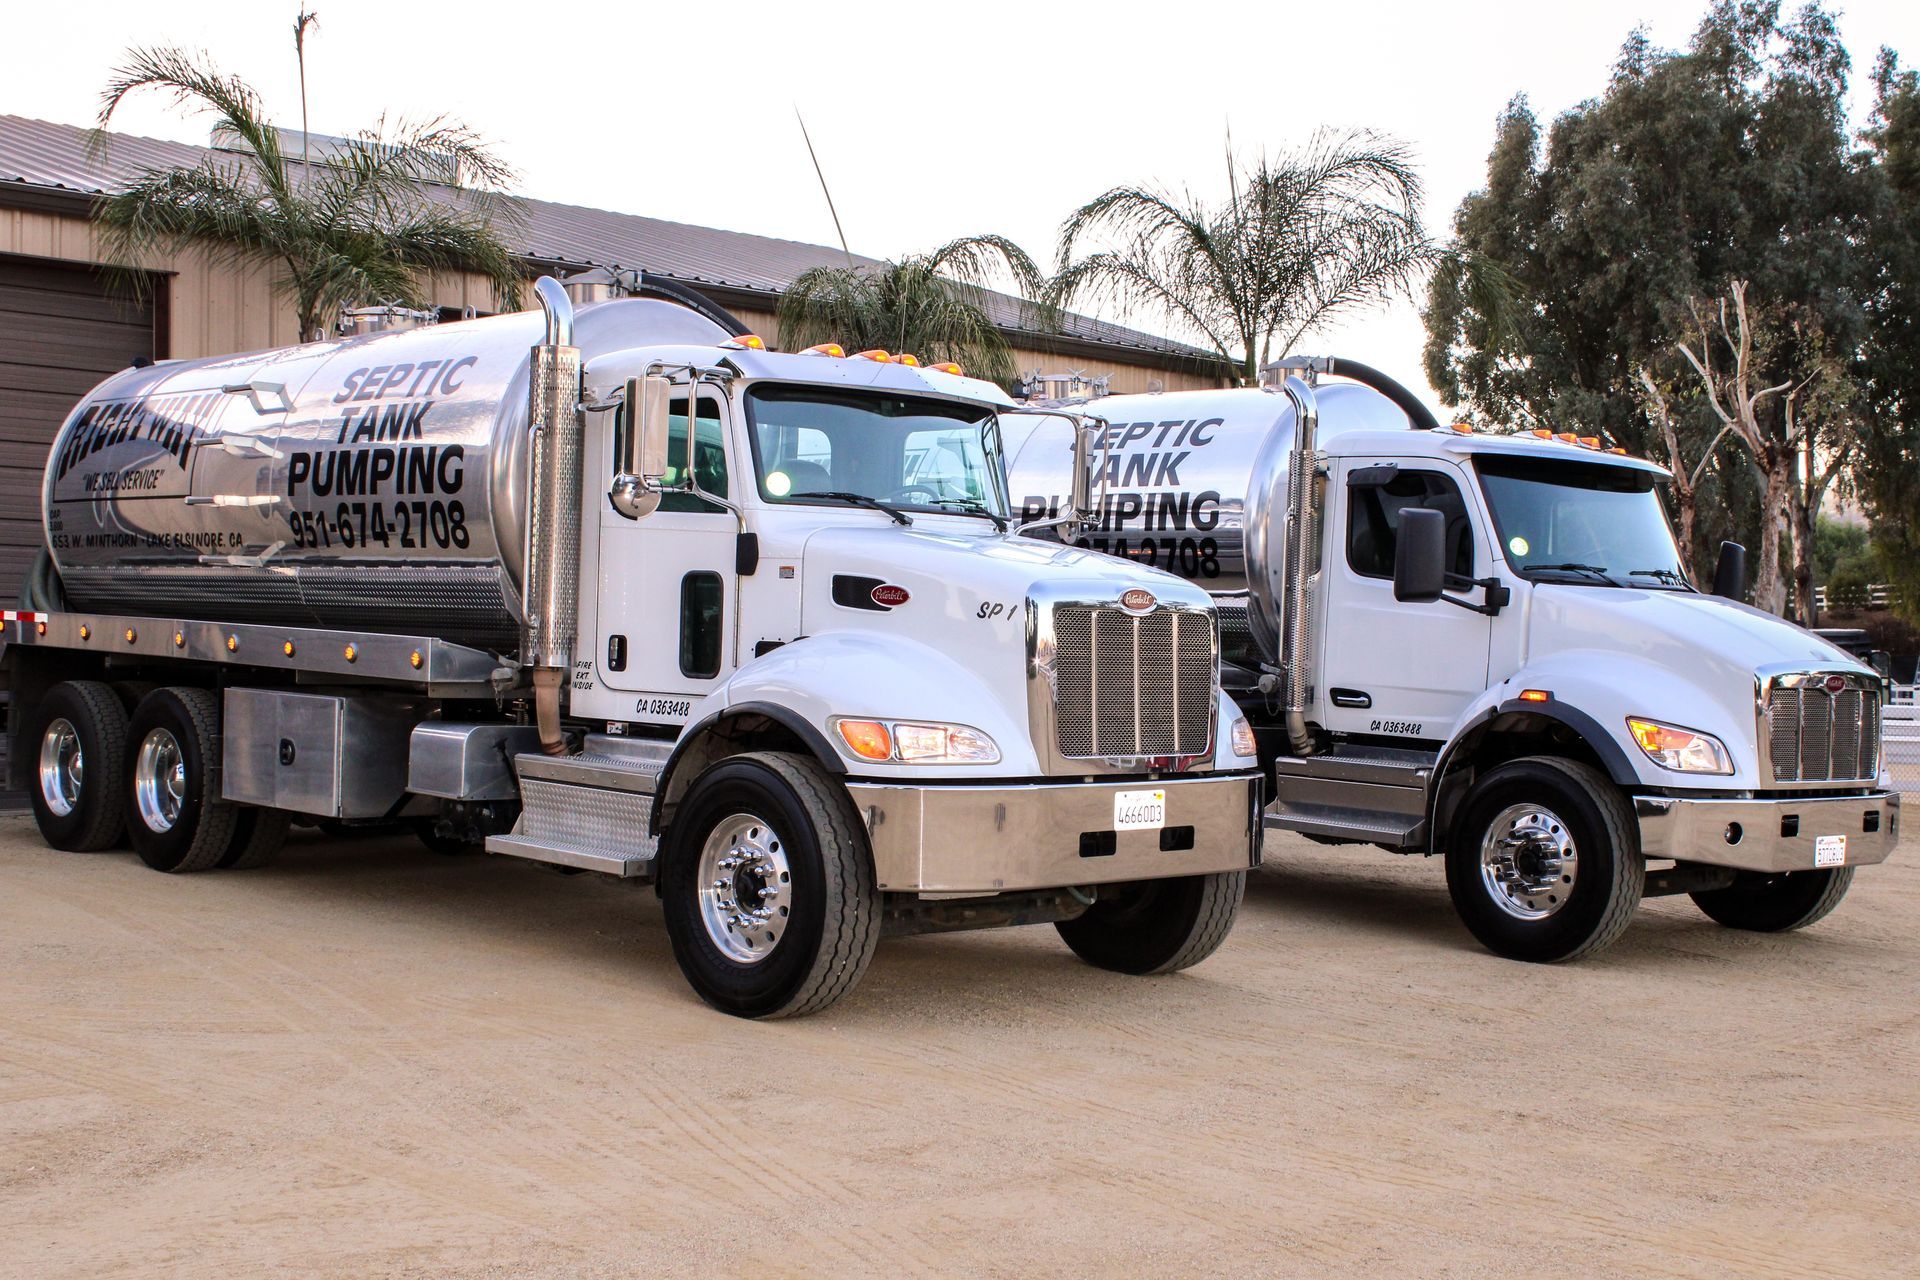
{"left": 27, "top": 680, "right": 129, "bottom": 851}
{"left": 124, "top": 687, "right": 237, "bottom": 874}
{"left": 659, "top": 752, "right": 879, "bottom": 1019}
{"left": 1055, "top": 872, "right": 1246, "bottom": 975}
{"left": 1690, "top": 867, "right": 1854, "bottom": 932}
{"left": 1446, "top": 756, "right": 1643, "bottom": 963}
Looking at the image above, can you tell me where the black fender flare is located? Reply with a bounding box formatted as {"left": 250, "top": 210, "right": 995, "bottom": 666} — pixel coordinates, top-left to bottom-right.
{"left": 1425, "top": 699, "right": 1638, "bottom": 850}
{"left": 649, "top": 700, "right": 845, "bottom": 837}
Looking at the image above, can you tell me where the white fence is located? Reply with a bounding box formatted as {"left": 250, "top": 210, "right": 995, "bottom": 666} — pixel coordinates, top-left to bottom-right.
{"left": 1888, "top": 695, "right": 1920, "bottom": 793}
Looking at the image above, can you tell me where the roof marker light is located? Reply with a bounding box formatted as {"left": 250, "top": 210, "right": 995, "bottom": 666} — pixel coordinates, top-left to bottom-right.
{"left": 1531, "top": 428, "right": 1554, "bottom": 439}
{"left": 803, "top": 343, "right": 845, "bottom": 358}
{"left": 1578, "top": 436, "right": 1601, "bottom": 448}
{"left": 1449, "top": 421, "right": 1474, "bottom": 434}
{"left": 896, "top": 353, "right": 921, "bottom": 367}
{"left": 928, "top": 362, "right": 963, "bottom": 376}
{"left": 726, "top": 334, "right": 766, "bottom": 350}
{"left": 1555, "top": 432, "right": 1578, "bottom": 443}
{"left": 1609, "top": 447, "right": 1628, "bottom": 455}
{"left": 854, "top": 349, "right": 892, "bottom": 363}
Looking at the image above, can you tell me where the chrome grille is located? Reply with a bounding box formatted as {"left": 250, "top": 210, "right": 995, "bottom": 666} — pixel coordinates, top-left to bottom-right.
{"left": 1053, "top": 605, "right": 1214, "bottom": 759}
{"left": 1765, "top": 675, "right": 1881, "bottom": 783}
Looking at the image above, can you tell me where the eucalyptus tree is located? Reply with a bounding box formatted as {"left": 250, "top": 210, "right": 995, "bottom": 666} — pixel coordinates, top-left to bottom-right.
{"left": 92, "top": 45, "right": 523, "bottom": 342}
{"left": 1049, "top": 130, "right": 1441, "bottom": 384}
{"left": 775, "top": 236, "right": 1046, "bottom": 388}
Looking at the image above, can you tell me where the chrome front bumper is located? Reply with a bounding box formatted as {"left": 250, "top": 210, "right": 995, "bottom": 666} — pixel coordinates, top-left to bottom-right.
{"left": 1636, "top": 790, "right": 1900, "bottom": 873}
{"left": 846, "top": 772, "right": 1262, "bottom": 894}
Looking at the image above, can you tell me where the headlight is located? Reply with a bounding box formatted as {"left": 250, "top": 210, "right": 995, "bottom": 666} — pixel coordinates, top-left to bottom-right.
{"left": 830, "top": 717, "right": 1000, "bottom": 764}
{"left": 1626, "top": 717, "right": 1733, "bottom": 774}
{"left": 1230, "top": 715, "right": 1257, "bottom": 758}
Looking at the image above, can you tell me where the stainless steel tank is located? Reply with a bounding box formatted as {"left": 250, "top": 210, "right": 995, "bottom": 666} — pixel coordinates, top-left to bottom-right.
{"left": 42, "top": 298, "right": 727, "bottom": 650}
{"left": 1000, "top": 381, "right": 1417, "bottom": 668}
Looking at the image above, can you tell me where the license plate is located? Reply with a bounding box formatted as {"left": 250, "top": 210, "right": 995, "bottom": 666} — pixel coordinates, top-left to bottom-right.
{"left": 1814, "top": 835, "right": 1847, "bottom": 867}
{"left": 1114, "top": 789, "right": 1166, "bottom": 831}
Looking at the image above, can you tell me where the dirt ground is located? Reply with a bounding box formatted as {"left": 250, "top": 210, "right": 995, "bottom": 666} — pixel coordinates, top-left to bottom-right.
{"left": 1, "top": 811, "right": 1915, "bottom": 1279}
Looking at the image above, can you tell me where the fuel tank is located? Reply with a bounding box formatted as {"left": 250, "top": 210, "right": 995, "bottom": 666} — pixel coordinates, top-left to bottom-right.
{"left": 42, "top": 298, "right": 727, "bottom": 650}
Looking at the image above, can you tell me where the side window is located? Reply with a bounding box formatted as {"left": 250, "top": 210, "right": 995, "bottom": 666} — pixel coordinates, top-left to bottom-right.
{"left": 679, "top": 572, "right": 724, "bottom": 678}
{"left": 615, "top": 396, "right": 727, "bottom": 513}
{"left": 1347, "top": 469, "right": 1475, "bottom": 580}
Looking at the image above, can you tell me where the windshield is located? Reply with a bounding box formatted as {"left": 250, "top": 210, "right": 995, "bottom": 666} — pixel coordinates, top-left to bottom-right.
{"left": 744, "top": 386, "right": 1009, "bottom": 521}
{"left": 1474, "top": 455, "right": 1690, "bottom": 588}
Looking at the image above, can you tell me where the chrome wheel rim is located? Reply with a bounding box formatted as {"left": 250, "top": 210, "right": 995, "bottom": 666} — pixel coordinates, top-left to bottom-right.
{"left": 134, "top": 728, "right": 187, "bottom": 833}
{"left": 697, "top": 812, "right": 793, "bottom": 964}
{"left": 38, "top": 718, "right": 83, "bottom": 817}
{"left": 1479, "top": 802, "right": 1578, "bottom": 920}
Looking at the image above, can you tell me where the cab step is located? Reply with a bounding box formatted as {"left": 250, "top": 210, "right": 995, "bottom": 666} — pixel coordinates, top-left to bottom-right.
{"left": 1267, "top": 744, "right": 1433, "bottom": 847}
{"left": 484, "top": 736, "right": 673, "bottom": 878}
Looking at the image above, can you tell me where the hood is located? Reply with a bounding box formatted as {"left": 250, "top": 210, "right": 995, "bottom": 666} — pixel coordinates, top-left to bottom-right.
{"left": 799, "top": 526, "right": 1211, "bottom": 636}
{"left": 1528, "top": 585, "right": 1869, "bottom": 683}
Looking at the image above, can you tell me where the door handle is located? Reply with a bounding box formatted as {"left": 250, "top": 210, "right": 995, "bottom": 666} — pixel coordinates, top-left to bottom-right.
{"left": 1330, "top": 688, "right": 1372, "bottom": 709}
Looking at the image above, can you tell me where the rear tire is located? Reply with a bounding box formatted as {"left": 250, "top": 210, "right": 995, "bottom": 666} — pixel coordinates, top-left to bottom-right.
{"left": 220, "top": 807, "right": 292, "bottom": 869}
{"left": 660, "top": 752, "right": 879, "bottom": 1019}
{"left": 124, "top": 687, "right": 237, "bottom": 874}
{"left": 27, "top": 680, "right": 129, "bottom": 851}
{"left": 1446, "top": 756, "right": 1643, "bottom": 963}
{"left": 1055, "top": 872, "right": 1246, "bottom": 975}
{"left": 1690, "top": 867, "right": 1854, "bottom": 932}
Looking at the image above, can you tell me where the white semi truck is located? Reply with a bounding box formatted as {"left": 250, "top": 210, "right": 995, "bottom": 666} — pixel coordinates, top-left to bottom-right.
{"left": 1003, "top": 357, "right": 1900, "bottom": 961}
{"left": 3, "top": 278, "right": 1261, "bottom": 1017}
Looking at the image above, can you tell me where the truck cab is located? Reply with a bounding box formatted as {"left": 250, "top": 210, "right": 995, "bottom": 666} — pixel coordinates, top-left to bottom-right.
{"left": 1002, "top": 359, "right": 1899, "bottom": 961}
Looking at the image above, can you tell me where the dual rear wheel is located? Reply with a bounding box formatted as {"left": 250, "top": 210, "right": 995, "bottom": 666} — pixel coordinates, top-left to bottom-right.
{"left": 28, "top": 680, "right": 288, "bottom": 872}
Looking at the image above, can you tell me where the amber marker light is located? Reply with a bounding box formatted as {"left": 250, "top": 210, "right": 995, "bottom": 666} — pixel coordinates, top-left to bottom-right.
{"left": 36, "top": 621, "right": 47, "bottom": 636}
{"left": 1519, "top": 689, "right": 1552, "bottom": 703}
{"left": 731, "top": 334, "right": 766, "bottom": 350}
{"left": 343, "top": 644, "right": 358, "bottom": 663}
{"left": 283, "top": 640, "right": 296, "bottom": 657}
{"left": 803, "top": 343, "right": 845, "bottom": 358}
{"left": 834, "top": 719, "right": 893, "bottom": 762}
{"left": 1450, "top": 421, "right": 1474, "bottom": 434}
{"left": 172, "top": 631, "right": 184, "bottom": 648}
{"left": 853, "top": 349, "right": 892, "bottom": 363}
{"left": 1531, "top": 428, "right": 1554, "bottom": 439}
{"left": 928, "top": 362, "right": 963, "bottom": 376}
{"left": 409, "top": 650, "right": 424, "bottom": 670}
{"left": 896, "top": 353, "right": 921, "bottom": 367}
{"left": 226, "top": 634, "right": 238, "bottom": 652}
{"left": 124, "top": 627, "right": 137, "bottom": 643}
{"left": 78, "top": 624, "right": 91, "bottom": 640}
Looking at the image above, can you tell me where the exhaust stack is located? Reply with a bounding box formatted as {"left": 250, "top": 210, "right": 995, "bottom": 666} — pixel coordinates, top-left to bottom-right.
{"left": 1277, "top": 375, "right": 1320, "bottom": 756}
{"left": 523, "top": 277, "right": 582, "bottom": 756}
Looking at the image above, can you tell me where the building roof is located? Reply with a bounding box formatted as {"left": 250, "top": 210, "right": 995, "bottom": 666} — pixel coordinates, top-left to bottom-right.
{"left": 0, "top": 114, "right": 1224, "bottom": 371}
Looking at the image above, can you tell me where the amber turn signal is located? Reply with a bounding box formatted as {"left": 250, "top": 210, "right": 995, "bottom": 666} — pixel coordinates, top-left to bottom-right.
{"left": 835, "top": 719, "right": 893, "bottom": 762}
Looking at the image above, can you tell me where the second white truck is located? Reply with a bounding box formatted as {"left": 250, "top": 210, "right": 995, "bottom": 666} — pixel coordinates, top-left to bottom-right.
{"left": 1004, "top": 357, "right": 1900, "bottom": 961}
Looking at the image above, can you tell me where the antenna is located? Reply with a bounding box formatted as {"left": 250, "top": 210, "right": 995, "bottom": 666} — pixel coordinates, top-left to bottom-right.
{"left": 794, "top": 107, "right": 856, "bottom": 271}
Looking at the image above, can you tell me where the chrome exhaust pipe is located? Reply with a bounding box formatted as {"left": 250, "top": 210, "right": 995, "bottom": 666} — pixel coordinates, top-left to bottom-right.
{"left": 523, "top": 276, "right": 582, "bottom": 756}
{"left": 1279, "top": 374, "right": 1319, "bottom": 756}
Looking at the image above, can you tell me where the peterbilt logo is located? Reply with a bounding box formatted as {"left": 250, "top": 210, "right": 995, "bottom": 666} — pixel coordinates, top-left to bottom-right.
{"left": 870, "top": 584, "right": 910, "bottom": 608}
{"left": 1825, "top": 674, "right": 1849, "bottom": 694}
{"left": 1120, "top": 588, "right": 1157, "bottom": 612}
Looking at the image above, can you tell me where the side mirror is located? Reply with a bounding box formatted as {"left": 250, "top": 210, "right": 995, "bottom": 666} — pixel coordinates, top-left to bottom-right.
{"left": 1711, "top": 540, "right": 1746, "bottom": 600}
{"left": 1069, "top": 420, "right": 1096, "bottom": 523}
{"left": 1393, "top": 507, "right": 1447, "bottom": 603}
{"left": 609, "top": 374, "right": 674, "bottom": 519}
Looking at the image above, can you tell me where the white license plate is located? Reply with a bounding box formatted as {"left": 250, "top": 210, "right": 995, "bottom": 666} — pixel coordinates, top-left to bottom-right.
{"left": 1114, "top": 789, "right": 1166, "bottom": 831}
{"left": 1814, "top": 835, "right": 1847, "bottom": 867}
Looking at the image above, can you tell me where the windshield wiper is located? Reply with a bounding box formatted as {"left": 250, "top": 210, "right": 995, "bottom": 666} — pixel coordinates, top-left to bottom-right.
{"left": 792, "top": 491, "right": 912, "bottom": 526}
{"left": 924, "top": 497, "right": 1008, "bottom": 531}
{"left": 1628, "top": 567, "right": 1693, "bottom": 588}
{"left": 1527, "top": 562, "right": 1619, "bottom": 585}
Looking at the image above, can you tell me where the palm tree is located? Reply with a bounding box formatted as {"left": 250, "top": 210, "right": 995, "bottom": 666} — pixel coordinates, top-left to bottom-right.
{"left": 92, "top": 45, "right": 523, "bottom": 342}
{"left": 1050, "top": 131, "right": 1442, "bottom": 384}
{"left": 776, "top": 236, "right": 1046, "bottom": 387}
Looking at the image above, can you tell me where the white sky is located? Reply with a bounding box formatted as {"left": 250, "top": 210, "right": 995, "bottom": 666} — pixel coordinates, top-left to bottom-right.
{"left": 6, "top": 0, "right": 1918, "bottom": 404}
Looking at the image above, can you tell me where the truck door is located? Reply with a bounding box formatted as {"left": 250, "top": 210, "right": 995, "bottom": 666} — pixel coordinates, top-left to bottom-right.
{"left": 1315, "top": 459, "right": 1493, "bottom": 743}
{"left": 595, "top": 391, "right": 738, "bottom": 725}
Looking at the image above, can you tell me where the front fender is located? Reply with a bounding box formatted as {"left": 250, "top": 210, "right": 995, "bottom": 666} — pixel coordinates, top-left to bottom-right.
{"left": 704, "top": 631, "right": 1039, "bottom": 779}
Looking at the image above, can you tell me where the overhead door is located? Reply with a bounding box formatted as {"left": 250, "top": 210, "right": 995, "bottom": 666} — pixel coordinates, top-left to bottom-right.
{"left": 0, "top": 254, "right": 156, "bottom": 604}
